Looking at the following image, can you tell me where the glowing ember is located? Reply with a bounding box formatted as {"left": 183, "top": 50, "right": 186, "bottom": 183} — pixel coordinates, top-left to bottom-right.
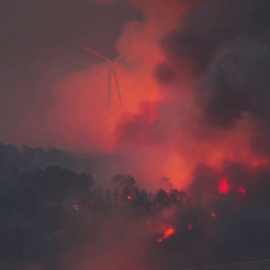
{"left": 158, "top": 226, "right": 175, "bottom": 243}
{"left": 219, "top": 177, "right": 230, "bottom": 194}
{"left": 73, "top": 201, "right": 79, "bottom": 211}
{"left": 238, "top": 186, "right": 246, "bottom": 195}
{"left": 164, "top": 227, "right": 175, "bottom": 239}
{"left": 237, "top": 186, "right": 247, "bottom": 199}
{"left": 127, "top": 195, "right": 132, "bottom": 200}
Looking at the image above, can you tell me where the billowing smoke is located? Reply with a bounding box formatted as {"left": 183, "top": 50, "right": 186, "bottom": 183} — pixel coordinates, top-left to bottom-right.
{"left": 113, "top": 0, "right": 270, "bottom": 188}
{"left": 2, "top": 1, "right": 270, "bottom": 269}
{"left": 2, "top": 0, "right": 270, "bottom": 192}
{"left": 1, "top": 0, "right": 206, "bottom": 188}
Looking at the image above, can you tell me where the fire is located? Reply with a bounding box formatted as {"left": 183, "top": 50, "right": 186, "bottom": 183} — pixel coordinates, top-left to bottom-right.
{"left": 117, "top": 195, "right": 133, "bottom": 201}
{"left": 73, "top": 200, "right": 79, "bottom": 211}
{"left": 158, "top": 226, "right": 175, "bottom": 243}
{"left": 219, "top": 177, "right": 230, "bottom": 194}
{"left": 237, "top": 186, "right": 247, "bottom": 199}
{"left": 238, "top": 186, "right": 246, "bottom": 195}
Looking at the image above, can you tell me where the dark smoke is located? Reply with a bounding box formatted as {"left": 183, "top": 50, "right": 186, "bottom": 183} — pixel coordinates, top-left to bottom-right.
{"left": 159, "top": 0, "right": 270, "bottom": 128}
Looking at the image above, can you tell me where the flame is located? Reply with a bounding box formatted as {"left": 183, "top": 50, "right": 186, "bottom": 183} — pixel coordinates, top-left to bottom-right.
{"left": 73, "top": 200, "right": 79, "bottom": 211}
{"left": 158, "top": 226, "right": 175, "bottom": 243}
{"left": 219, "top": 177, "right": 230, "bottom": 194}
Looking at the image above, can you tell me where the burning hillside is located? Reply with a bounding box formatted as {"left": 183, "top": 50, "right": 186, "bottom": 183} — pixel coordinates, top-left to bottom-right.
{"left": 1, "top": 0, "right": 270, "bottom": 269}
{"left": 1, "top": 143, "right": 270, "bottom": 269}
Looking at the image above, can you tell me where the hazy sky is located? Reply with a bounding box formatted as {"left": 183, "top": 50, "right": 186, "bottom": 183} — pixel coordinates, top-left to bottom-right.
{"left": 0, "top": 0, "right": 141, "bottom": 146}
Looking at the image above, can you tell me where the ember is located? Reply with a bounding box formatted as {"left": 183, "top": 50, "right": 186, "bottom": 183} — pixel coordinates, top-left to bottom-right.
{"left": 158, "top": 226, "right": 175, "bottom": 243}
{"left": 219, "top": 177, "right": 230, "bottom": 194}
{"left": 238, "top": 186, "right": 246, "bottom": 195}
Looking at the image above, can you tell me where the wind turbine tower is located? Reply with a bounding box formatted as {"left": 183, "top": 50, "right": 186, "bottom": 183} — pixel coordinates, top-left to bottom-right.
{"left": 74, "top": 41, "right": 128, "bottom": 108}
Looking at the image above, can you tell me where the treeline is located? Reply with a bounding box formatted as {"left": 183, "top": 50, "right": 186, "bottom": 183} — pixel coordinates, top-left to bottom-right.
{"left": 1, "top": 143, "right": 270, "bottom": 270}
{"left": 0, "top": 144, "right": 188, "bottom": 270}
{"left": 0, "top": 142, "right": 114, "bottom": 174}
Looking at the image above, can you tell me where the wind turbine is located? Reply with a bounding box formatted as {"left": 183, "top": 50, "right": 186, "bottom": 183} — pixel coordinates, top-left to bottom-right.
{"left": 74, "top": 41, "right": 128, "bottom": 108}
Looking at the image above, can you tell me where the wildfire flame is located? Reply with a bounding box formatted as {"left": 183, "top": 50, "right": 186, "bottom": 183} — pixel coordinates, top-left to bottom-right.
{"left": 219, "top": 177, "right": 230, "bottom": 194}
{"left": 158, "top": 226, "right": 175, "bottom": 243}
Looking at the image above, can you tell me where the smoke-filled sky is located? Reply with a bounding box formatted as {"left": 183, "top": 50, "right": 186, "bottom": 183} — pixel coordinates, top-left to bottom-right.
{"left": 2, "top": 0, "right": 270, "bottom": 189}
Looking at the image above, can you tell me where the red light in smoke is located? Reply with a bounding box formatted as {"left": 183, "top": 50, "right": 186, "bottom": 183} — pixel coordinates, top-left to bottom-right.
{"left": 158, "top": 226, "right": 175, "bottom": 243}
{"left": 238, "top": 186, "right": 246, "bottom": 195}
{"left": 188, "top": 224, "right": 193, "bottom": 230}
{"left": 163, "top": 227, "right": 175, "bottom": 239}
{"left": 73, "top": 200, "right": 79, "bottom": 211}
{"left": 238, "top": 186, "right": 247, "bottom": 199}
{"left": 219, "top": 177, "right": 230, "bottom": 194}
{"left": 127, "top": 195, "right": 132, "bottom": 200}
{"left": 211, "top": 211, "right": 216, "bottom": 218}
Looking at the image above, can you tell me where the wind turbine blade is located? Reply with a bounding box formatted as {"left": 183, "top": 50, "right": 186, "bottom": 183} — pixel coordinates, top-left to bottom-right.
{"left": 108, "top": 65, "right": 112, "bottom": 108}
{"left": 112, "top": 64, "right": 122, "bottom": 107}
{"left": 113, "top": 48, "right": 130, "bottom": 64}
{"left": 74, "top": 41, "right": 111, "bottom": 63}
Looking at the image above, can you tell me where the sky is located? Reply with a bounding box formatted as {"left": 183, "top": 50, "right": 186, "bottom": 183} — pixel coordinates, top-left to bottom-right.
{"left": 1, "top": 0, "right": 270, "bottom": 190}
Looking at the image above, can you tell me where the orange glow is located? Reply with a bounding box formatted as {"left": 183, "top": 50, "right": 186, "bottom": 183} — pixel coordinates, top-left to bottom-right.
{"left": 127, "top": 195, "right": 132, "bottom": 200}
{"left": 34, "top": 0, "right": 270, "bottom": 192}
{"left": 158, "top": 226, "right": 175, "bottom": 243}
{"left": 219, "top": 177, "right": 230, "bottom": 194}
{"left": 163, "top": 227, "right": 175, "bottom": 239}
